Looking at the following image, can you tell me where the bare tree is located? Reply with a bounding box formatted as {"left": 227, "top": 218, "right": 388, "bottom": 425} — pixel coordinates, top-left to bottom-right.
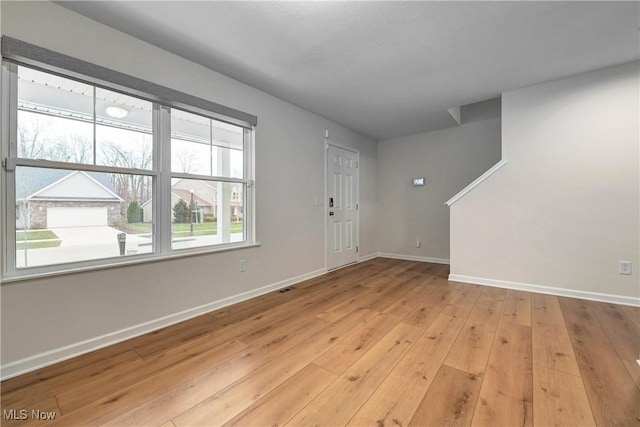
{"left": 174, "top": 145, "right": 198, "bottom": 174}
{"left": 17, "top": 115, "right": 46, "bottom": 159}
{"left": 48, "top": 135, "right": 93, "bottom": 163}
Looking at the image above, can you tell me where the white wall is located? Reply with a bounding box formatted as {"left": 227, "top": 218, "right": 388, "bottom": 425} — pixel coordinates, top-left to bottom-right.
{"left": 0, "top": 1, "right": 377, "bottom": 374}
{"left": 377, "top": 100, "right": 501, "bottom": 261}
{"left": 450, "top": 61, "right": 639, "bottom": 303}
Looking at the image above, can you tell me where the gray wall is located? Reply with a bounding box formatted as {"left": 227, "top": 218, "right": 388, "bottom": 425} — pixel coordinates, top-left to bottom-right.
{"left": 1, "top": 1, "right": 377, "bottom": 369}
{"left": 377, "top": 101, "right": 501, "bottom": 260}
{"left": 450, "top": 61, "right": 639, "bottom": 301}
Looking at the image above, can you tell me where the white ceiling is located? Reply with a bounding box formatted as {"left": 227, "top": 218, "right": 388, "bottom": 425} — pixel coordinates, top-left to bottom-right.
{"left": 57, "top": 1, "right": 640, "bottom": 140}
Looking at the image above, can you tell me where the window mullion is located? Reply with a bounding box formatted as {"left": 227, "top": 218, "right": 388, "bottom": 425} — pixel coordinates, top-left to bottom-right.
{"left": 92, "top": 86, "right": 97, "bottom": 165}
{"left": 157, "top": 105, "right": 172, "bottom": 255}
{"left": 246, "top": 127, "right": 255, "bottom": 244}
{"left": 11, "top": 158, "right": 158, "bottom": 177}
{"left": 169, "top": 172, "right": 247, "bottom": 184}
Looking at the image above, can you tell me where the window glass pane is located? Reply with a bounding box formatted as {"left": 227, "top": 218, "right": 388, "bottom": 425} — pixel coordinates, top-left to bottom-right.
{"left": 170, "top": 178, "right": 244, "bottom": 250}
{"left": 171, "top": 137, "right": 211, "bottom": 175}
{"left": 212, "top": 120, "right": 244, "bottom": 179}
{"left": 171, "top": 109, "right": 211, "bottom": 175}
{"left": 17, "top": 67, "right": 94, "bottom": 162}
{"left": 96, "top": 88, "right": 153, "bottom": 170}
{"left": 15, "top": 166, "right": 153, "bottom": 268}
{"left": 97, "top": 124, "right": 153, "bottom": 170}
{"left": 171, "top": 109, "right": 244, "bottom": 178}
{"left": 17, "top": 110, "right": 94, "bottom": 163}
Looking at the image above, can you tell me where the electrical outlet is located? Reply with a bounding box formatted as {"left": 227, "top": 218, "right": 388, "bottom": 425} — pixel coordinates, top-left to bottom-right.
{"left": 619, "top": 261, "right": 632, "bottom": 275}
{"left": 416, "top": 239, "right": 421, "bottom": 248}
{"left": 239, "top": 259, "right": 246, "bottom": 272}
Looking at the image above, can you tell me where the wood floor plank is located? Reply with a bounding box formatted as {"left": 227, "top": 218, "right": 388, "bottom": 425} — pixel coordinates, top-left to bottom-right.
{"left": 55, "top": 315, "right": 261, "bottom": 412}
{"left": 531, "top": 294, "right": 581, "bottom": 376}
{"left": 286, "top": 322, "right": 424, "bottom": 427}
{"left": 402, "top": 283, "right": 454, "bottom": 328}
{"left": 1, "top": 350, "right": 142, "bottom": 409}
{"left": 377, "top": 259, "right": 418, "bottom": 278}
{"left": 0, "top": 340, "right": 135, "bottom": 395}
{"left": 315, "top": 285, "right": 373, "bottom": 323}
{"left": 408, "top": 365, "right": 482, "bottom": 427}
{"left": 236, "top": 305, "right": 332, "bottom": 350}
{"left": 0, "top": 396, "right": 60, "bottom": 427}
{"left": 314, "top": 312, "right": 401, "bottom": 374}
{"left": 54, "top": 355, "right": 149, "bottom": 413}
{"left": 471, "top": 320, "right": 533, "bottom": 427}
{"left": 223, "top": 364, "right": 336, "bottom": 427}
{"left": 357, "top": 277, "right": 416, "bottom": 312}
{"left": 444, "top": 287, "right": 505, "bottom": 376}
{"left": 40, "top": 338, "right": 248, "bottom": 427}
{"left": 559, "top": 297, "right": 640, "bottom": 426}
{"left": 234, "top": 301, "right": 328, "bottom": 346}
{"left": 110, "top": 309, "right": 374, "bottom": 427}
{"left": 141, "top": 267, "right": 364, "bottom": 359}
{"left": 621, "top": 305, "right": 640, "bottom": 330}
{"left": 440, "top": 283, "right": 484, "bottom": 318}
{"left": 348, "top": 314, "right": 465, "bottom": 427}
{"left": 207, "top": 288, "right": 285, "bottom": 320}
{"left": 502, "top": 289, "right": 532, "bottom": 327}
{"left": 587, "top": 300, "right": 640, "bottom": 388}
{"left": 132, "top": 313, "right": 244, "bottom": 359}
{"left": 532, "top": 364, "right": 595, "bottom": 427}
{"left": 382, "top": 277, "right": 438, "bottom": 319}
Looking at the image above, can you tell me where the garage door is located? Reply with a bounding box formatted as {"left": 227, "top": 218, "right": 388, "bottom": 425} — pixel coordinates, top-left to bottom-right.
{"left": 47, "top": 207, "right": 108, "bottom": 228}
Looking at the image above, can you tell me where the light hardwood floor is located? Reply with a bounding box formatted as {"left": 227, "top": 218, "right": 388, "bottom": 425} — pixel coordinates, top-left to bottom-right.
{"left": 2, "top": 258, "right": 639, "bottom": 426}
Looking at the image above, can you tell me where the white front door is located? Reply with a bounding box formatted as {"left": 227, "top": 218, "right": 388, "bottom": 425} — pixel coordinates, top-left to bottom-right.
{"left": 327, "top": 144, "right": 359, "bottom": 270}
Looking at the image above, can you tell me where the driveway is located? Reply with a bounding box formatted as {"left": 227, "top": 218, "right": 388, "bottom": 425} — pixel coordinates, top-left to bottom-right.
{"left": 16, "top": 226, "right": 152, "bottom": 268}
{"left": 51, "top": 226, "right": 149, "bottom": 246}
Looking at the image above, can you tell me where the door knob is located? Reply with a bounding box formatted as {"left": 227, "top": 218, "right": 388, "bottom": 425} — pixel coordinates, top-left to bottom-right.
{"left": 329, "top": 211, "right": 335, "bottom": 216}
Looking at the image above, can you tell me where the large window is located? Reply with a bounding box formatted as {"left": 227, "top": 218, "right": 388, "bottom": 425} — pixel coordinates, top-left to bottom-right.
{"left": 170, "top": 109, "right": 246, "bottom": 250}
{"left": 2, "top": 48, "right": 255, "bottom": 280}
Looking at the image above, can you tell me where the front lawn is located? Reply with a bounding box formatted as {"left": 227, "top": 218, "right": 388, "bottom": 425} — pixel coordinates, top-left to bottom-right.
{"left": 16, "top": 230, "right": 60, "bottom": 241}
{"left": 16, "top": 230, "right": 62, "bottom": 249}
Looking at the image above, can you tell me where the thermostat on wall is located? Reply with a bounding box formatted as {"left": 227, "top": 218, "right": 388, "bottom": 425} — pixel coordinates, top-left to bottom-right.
{"left": 412, "top": 177, "right": 425, "bottom": 187}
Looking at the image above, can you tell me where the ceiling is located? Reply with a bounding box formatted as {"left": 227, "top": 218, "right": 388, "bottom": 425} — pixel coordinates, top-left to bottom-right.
{"left": 57, "top": 1, "right": 640, "bottom": 140}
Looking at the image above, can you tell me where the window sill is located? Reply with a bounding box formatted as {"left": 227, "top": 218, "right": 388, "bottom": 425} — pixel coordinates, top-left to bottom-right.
{"left": 1, "top": 242, "right": 262, "bottom": 284}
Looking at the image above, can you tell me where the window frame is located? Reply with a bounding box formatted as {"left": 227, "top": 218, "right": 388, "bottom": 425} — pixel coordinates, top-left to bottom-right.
{"left": 1, "top": 45, "right": 257, "bottom": 282}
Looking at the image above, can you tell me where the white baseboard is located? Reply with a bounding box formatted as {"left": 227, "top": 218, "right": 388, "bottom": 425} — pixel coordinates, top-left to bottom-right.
{"left": 358, "top": 253, "right": 379, "bottom": 262}
{"left": 0, "top": 268, "right": 326, "bottom": 381}
{"left": 378, "top": 252, "right": 450, "bottom": 265}
{"left": 449, "top": 274, "right": 640, "bottom": 307}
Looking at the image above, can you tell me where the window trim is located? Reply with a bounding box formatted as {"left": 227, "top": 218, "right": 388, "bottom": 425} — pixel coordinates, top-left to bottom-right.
{"left": 1, "top": 43, "right": 257, "bottom": 282}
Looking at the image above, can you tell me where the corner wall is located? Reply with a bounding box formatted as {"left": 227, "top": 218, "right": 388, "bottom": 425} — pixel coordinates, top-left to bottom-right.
{"left": 377, "top": 101, "right": 501, "bottom": 262}
{"left": 450, "top": 61, "right": 640, "bottom": 304}
{"left": 0, "top": 1, "right": 377, "bottom": 376}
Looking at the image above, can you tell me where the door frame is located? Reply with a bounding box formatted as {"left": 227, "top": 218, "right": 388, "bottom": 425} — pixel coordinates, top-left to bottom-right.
{"left": 325, "top": 139, "right": 360, "bottom": 272}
